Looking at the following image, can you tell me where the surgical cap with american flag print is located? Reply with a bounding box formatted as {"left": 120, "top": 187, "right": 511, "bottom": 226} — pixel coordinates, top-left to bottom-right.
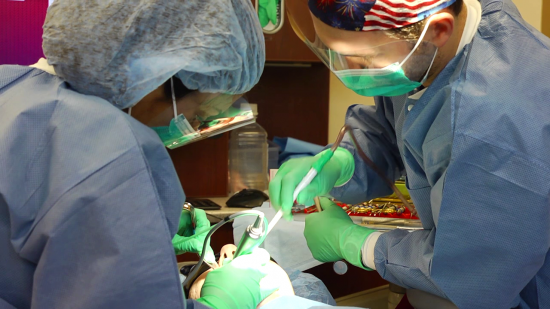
{"left": 309, "top": 0, "right": 456, "bottom": 31}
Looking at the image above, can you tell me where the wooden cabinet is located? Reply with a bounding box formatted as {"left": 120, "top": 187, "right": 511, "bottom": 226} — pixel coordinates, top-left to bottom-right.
{"left": 544, "top": 0, "right": 550, "bottom": 37}
{"left": 168, "top": 133, "right": 229, "bottom": 198}
{"left": 263, "top": 19, "right": 320, "bottom": 62}
{"left": 252, "top": 0, "right": 321, "bottom": 62}
{"left": 305, "top": 263, "right": 388, "bottom": 299}
{"left": 246, "top": 63, "right": 329, "bottom": 146}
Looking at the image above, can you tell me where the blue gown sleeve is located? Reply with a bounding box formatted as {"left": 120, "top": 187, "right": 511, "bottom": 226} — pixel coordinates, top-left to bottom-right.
{"left": 0, "top": 85, "right": 190, "bottom": 308}
{"left": 330, "top": 99, "right": 406, "bottom": 204}
{"left": 374, "top": 134, "right": 550, "bottom": 308}
{"left": 20, "top": 143, "right": 188, "bottom": 308}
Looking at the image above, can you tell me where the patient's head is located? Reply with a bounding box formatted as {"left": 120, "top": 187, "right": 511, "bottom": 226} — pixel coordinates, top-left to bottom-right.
{"left": 189, "top": 244, "right": 294, "bottom": 308}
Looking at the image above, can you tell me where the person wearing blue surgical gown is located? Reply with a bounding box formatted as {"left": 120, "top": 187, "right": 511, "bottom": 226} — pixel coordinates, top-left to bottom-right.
{"left": 269, "top": 0, "right": 550, "bottom": 308}
{"left": 0, "top": 0, "right": 273, "bottom": 308}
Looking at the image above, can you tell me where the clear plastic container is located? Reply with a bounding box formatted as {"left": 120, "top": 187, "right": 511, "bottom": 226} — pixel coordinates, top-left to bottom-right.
{"left": 229, "top": 115, "right": 269, "bottom": 194}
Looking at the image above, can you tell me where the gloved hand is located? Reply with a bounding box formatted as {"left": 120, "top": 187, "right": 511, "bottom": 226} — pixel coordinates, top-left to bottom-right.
{"left": 269, "top": 147, "right": 355, "bottom": 220}
{"left": 197, "top": 248, "right": 279, "bottom": 309}
{"left": 172, "top": 208, "right": 215, "bottom": 263}
{"left": 258, "top": 0, "right": 278, "bottom": 28}
{"left": 304, "top": 197, "right": 375, "bottom": 269}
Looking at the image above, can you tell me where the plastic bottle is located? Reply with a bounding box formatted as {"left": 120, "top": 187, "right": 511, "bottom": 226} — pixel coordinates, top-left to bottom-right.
{"left": 229, "top": 104, "right": 269, "bottom": 194}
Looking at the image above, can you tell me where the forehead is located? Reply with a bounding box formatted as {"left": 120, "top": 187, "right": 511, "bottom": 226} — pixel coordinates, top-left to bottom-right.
{"left": 311, "top": 14, "right": 401, "bottom": 54}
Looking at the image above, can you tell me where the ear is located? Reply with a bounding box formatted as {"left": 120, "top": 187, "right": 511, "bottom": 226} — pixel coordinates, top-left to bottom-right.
{"left": 427, "top": 12, "right": 455, "bottom": 48}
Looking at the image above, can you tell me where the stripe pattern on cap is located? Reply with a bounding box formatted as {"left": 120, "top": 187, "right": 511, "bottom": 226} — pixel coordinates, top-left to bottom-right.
{"left": 309, "top": 0, "right": 456, "bottom": 32}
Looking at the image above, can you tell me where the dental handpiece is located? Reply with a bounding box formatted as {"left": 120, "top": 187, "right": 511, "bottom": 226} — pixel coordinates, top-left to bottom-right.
{"left": 183, "top": 210, "right": 268, "bottom": 288}
{"left": 233, "top": 214, "right": 266, "bottom": 259}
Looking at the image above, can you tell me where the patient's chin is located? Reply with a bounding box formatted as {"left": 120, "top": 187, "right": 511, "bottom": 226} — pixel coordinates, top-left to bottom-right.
{"left": 189, "top": 261, "right": 294, "bottom": 308}
{"left": 188, "top": 268, "right": 211, "bottom": 300}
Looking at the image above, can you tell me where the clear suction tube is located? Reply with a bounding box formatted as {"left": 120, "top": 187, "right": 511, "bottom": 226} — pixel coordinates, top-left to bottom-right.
{"left": 336, "top": 125, "right": 416, "bottom": 216}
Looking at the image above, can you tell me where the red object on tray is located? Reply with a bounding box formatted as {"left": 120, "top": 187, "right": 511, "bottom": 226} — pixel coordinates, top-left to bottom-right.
{"left": 290, "top": 202, "right": 419, "bottom": 220}
{"left": 335, "top": 202, "right": 420, "bottom": 220}
{"left": 291, "top": 205, "right": 319, "bottom": 214}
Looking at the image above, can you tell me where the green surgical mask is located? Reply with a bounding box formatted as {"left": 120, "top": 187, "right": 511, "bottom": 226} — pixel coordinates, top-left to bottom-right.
{"left": 333, "top": 58, "right": 435, "bottom": 97}
{"left": 151, "top": 114, "right": 199, "bottom": 149}
{"left": 151, "top": 77, "right": 199, "bottom": 149}
{"left": 331, "top": 16, "right": 437, "bottom": 97}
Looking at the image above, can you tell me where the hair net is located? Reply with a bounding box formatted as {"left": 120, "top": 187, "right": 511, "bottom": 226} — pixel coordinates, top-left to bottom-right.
{"left": 42, "top": 0, "right": 265, "bottom": 109}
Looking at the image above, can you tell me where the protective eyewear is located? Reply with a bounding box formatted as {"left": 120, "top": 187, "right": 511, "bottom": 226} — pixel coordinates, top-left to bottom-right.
{"left": 148, "top": 78, "right": 247, "bottom": 149}
{"left": 286, "top": 0, "right": 436, "bottom": 73}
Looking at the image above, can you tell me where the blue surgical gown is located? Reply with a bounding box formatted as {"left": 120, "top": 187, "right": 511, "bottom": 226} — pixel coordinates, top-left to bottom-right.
{"left": 330, "top": 0, "right": 550, "bottom": 308}
{"left": 0, "top": 66, "right": 210, "bottom": 309}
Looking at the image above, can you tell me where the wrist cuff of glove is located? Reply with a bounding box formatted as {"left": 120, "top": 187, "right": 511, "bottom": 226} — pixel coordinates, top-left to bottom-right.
{"left": 333, "top": 147, "right": 355, "bottom": 187}
{"left": 341, "top": 225, "right": 375, "bottom": 270}
{"left": 197, "top": 296, "right": 227, "bottom": 309}
{"left": 197, "top": 286, "right": 235, "bottom": 309}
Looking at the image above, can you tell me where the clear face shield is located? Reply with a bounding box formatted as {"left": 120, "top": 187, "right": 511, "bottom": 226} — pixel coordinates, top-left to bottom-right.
{"left": 286, "top": 0, "right": 439, "bottom": 96}
{"left": 149, "top": 78, "right": 247, "bottom": 149}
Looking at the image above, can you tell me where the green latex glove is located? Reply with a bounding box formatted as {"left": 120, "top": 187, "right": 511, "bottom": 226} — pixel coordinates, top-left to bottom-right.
{"left": 197, "top": 248, "right": 279, "bottom": 309}
{"left": 304, "top": 197, "right": 375, "bottom": 270}
{"left": 172, "top": 208, "right": 215, "bottom": 263}
{"left": 269, "top": 147, "right": 355, "bottom": 220}
{"left": 258, "top": 0, "right": 278, "bottom": 28}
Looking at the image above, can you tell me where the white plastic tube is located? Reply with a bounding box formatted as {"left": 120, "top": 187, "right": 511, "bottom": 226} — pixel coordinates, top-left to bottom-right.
{"left": 267, "top": 168, "right": 318, "bottom": 235}
{"left": 267, "top": 210, "right": 283, "bottom": 235}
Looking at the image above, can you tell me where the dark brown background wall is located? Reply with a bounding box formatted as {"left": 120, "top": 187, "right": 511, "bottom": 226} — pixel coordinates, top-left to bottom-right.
{"left": 247, "top": 63, "right": 329, "bottom": 146}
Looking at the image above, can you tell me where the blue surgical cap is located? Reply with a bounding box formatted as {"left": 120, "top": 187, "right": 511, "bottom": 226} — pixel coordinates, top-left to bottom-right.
{"left": 42, "top": 0, "right": 265, "bottom": 109}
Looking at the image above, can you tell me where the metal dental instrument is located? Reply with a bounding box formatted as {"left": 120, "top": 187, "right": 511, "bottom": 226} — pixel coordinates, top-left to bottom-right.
{"left": 267, "top": 141, "right": 338, "bottom": 234}
{"left": 314, "top": 196, "right": 322, "bottom": 213}
{"left": 183, "top": 202, "right": 218, "bottom": 269}
{"left": 267, "top": 125, "right": 416, "bottom": 235}
{"left": 183, "top": 210, "right": 268, "bottom": 288}
{"left": 183, "top": 202, "right": 196, "bottom": 229}
{"left": 233, "top": 214, "right": 266, "bottom": 259}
